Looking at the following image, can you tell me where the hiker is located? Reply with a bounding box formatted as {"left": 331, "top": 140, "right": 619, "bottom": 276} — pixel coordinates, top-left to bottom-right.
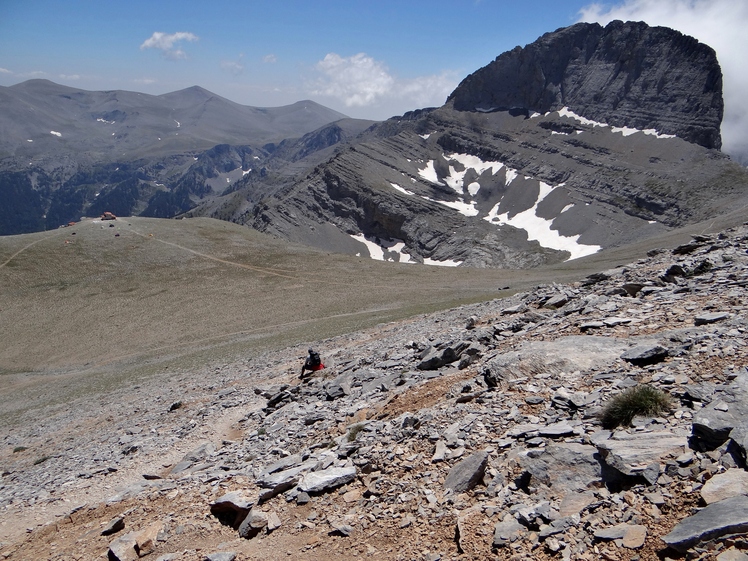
{"left": 300, "top": 348, "right": 324, "bottom": 379}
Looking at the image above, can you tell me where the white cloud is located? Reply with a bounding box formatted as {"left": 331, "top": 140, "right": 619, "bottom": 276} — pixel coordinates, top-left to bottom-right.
{"left": 140, "top": 31, "right": 198, "bottom": 60}
{"left": 579, "top": 0, "right": 748, "bottom": 162}
{"left": 59, "top": 74, "right": 80, "bottom": 80}
{"left": 221, "top": 56, "right": 244, "bottom": 75}
{"left": 312, "top": 53, "right": 394, "bottom": 107}
{"left": 0, "top": 67, "right": 11, "bottom": 74}
{"left": 263, "top": 54, "right": 277, "bottom": 64}
{"left": 308, "top": 52, "right": 458, "bottom": 118}
{"left": 133, "top": 78, "right": 156, "bottom": 85}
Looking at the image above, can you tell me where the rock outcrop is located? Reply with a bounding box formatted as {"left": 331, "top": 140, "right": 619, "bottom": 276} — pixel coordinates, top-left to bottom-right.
{"left": 448, "top": 20, "right": 724, "bottom": 150}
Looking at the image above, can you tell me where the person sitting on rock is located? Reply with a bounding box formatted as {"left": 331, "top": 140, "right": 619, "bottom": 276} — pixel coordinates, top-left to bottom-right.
{"left": 300, "top": 348, "right": 325, "bottom": 379}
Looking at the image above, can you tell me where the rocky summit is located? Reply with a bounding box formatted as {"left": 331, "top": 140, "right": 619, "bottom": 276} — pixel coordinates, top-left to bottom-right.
{"left": 448, "top": 21, "right": 724, "bottom": 150}
{"left": 2, "top": 222, "right": 748, "bottom": 560}
{"left": 236, "top": 21, "right": 747, "bottom": 268}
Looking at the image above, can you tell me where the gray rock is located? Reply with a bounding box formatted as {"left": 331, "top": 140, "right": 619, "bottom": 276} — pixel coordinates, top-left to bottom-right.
{"left": 417, "top": 342, "right": 468, "bottom": 370}
{"left": 181, "top": 442, "right": 216, "bottom": 463}
{"left": 238, "top": 508, "right": 268, "bottom": 539}
{"left": 700, "top": 468, "right": 748, "bottom": 504}
{"left": 694, "top": 312, "right": 729, "bottom": 325}
{"left": 101, "top": 516, "right": 125, "bottom": 536}
{"left": 257, "top": 461, "right": 315, "bottom": 501}
{"left": 443, "top": 451, "right": 489, "bottom": 493}
{"left": 261, "top": 453, "right": 302, "bottom": 475}
{"left": 538, "top": 421, "right": 576, "bottom": 438}
{"left": 493, "top": 514, "right": 526, "bottom": 547}
{"left": 693, "top": 375, "right": 748, "bottom": 448}
{"left": 730, "top": 425, "right": 748, "bottom": 465}
{"left": 620, "top": 343, "right": 669, "bottom": 366}
{"left": 267, "top": 511, "right": 282, "bottom": 532}
{"left": 432, "top": 440, "right": 447, "bottom": 463}
{"left": 662, "top": 495, "right": 748, "bottom": 552}
{"left": 594, "top": 523, "right": 647, "bottom": 548}
{"left": 543, "top": 294, "right": 569, "bottom": 309}
{"left": 209, "top": 492, "right": 254, "bottom": 529}
{"left": 519, "top": 443, "right": 601, "bottom": 493}
{"left": 299, "top": 465, "right": 356, "bottom": 494}
{"left": 108, "top": 531, "right": 139, "bottom": 561}
{"left": 204, "top": 553, "right": 237, "bottom": 561}
{"left": 594, "top": 429, "right": 688, "bottom": 477}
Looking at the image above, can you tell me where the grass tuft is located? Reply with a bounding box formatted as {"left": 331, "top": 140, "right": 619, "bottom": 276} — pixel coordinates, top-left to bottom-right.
{"left": 346, "top": 423, "right": 365, "bottom": 442}
{"left": 599, "top": 385, "right": 672, "bottom": 429}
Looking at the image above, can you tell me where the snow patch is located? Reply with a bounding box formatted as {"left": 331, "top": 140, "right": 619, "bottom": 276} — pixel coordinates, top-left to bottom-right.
{"left": 174, "top": 119, "right": 181, "bottom": 128}
{"left": 391, "top": 183, "right": 414, "bottom": 196}
{"left": 505, "top": 169, "right": 518, "bottom": 185}
{"left": 610, "top": 126, "right": 639, "bottom": 137}
{"left": 423, "top": 257, "right": 462, "bottom": 267}
{"left": 50, "top": 130, "right": 62, "bottom": 137}
{"left": 243, "top": 169, "right": 251, "bottom": 176}
{"left": 558, "top": 107, "right": 676, "bottom": 139}
{"left": 350, "top": 234, "right": 414, "bottom": 264}
{"left": 484, "top": 181, "right": 600, "bottom": 261}
{"left": 419, "top": 133, "right": 431, "bottom": 139}
{"left": 418, "top": 160, "right": 441, "bottom": 185}
{"left": 423, "top": 196, "right": 479, "bottom": 217}
{"left": 27, "top": 139, "right": 33, "bottom": 142}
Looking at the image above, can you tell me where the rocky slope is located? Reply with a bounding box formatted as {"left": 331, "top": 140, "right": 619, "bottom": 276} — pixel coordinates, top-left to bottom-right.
{"left": 2, "top": 223, "right": 747, "bottom": 560}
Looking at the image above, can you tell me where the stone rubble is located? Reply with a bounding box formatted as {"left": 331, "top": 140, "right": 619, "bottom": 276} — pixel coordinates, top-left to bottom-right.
{"left": 1, "top": 224, "right": 748, "bottom": 560}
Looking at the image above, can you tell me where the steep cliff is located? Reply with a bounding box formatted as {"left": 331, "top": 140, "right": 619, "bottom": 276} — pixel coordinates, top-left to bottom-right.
{"left": 447, "top": 20, "right": 724, "bottom": 149}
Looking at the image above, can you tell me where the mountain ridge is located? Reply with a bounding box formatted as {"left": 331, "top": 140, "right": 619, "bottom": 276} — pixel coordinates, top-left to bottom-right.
{"left": 2, "top": 21, "right": 747, "bottom": 272}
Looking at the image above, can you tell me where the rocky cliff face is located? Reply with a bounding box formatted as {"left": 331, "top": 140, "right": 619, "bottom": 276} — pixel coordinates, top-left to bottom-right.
{"left": 447, "top": 20, "right": 724, "bottom": 150}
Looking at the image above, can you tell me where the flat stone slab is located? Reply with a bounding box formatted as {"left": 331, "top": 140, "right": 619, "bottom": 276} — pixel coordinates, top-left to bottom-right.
{"left": 595, "top": 523, "right": 647, "bottom": 548}
{"left": 520, "top": 443, "right": 601, "bottom": 494}
{"left": 662, "top": 494, "right": 748, "bottom": 552}
{"left": 594, "top": 429, "right": 687, "bottom": 476}
{"left": 299, "top": 466, "right": 356, "bottom": 494}
{"left": 700, "top": 468, "right": 748, "bottom": 504}
{"left": 694, "top": 312, "right": 729, "bottom": 325}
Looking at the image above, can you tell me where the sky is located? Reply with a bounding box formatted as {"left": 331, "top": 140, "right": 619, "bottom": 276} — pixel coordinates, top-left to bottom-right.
{"left": 1, "top": 0, "right": 746, "bottom": 160}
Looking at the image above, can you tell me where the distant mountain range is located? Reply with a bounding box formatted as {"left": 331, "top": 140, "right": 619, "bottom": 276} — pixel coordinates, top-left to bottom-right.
{"left": 2, "top": 20, "right": 747, "bottom": 268}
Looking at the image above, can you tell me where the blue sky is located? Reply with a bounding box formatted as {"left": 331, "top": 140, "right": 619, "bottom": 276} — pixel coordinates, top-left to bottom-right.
{"left": 1, "top": 0, "right": 746, "bottom": 158}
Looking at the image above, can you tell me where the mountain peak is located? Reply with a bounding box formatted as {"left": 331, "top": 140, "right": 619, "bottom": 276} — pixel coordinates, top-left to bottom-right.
{"left": 447, "top": 20, "right": 723, "bottom": 149}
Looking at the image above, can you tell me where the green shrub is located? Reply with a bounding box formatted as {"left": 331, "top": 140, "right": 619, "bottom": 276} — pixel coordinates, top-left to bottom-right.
{"left": 33, "top": 456, "right": 50, "bottom": 465}
{"left": 13, "top": 446, "right": 27, "bottom": 453}
{"left": 346, "top": 423, "right": 365, "bottom": 442}
{"left": 599, "top": 385, "right": 672, "bottom": 429}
